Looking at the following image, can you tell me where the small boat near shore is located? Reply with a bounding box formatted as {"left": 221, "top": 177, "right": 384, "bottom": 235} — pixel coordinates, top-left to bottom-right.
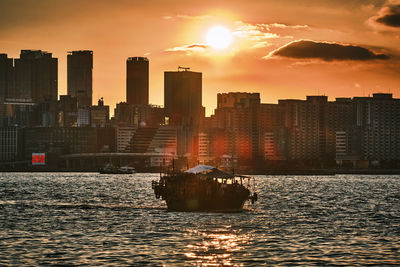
{"left": 99, "top": 164, "right": 135, "bottom": 174}
{"left": 152, "top": 165, "right": 258, "bottom": 212}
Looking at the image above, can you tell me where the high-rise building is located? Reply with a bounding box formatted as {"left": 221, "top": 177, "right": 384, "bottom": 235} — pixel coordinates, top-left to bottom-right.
{"left": 0, "top": 54, "right": 14, "bottom": 126}
{"left": 258, "top": 104, "right": 286, "bottom": 161}
{"left": 325, "top": 98, "right": 359, "bottom": 163}
{"left": 126, "top": 57, "right": 149, "bottom": 106}
{"left": 14, "top": 50, "right": 58, "bottom": 102}
{"left": 67, "top": 50, "right": 93, "bottom": 107}
{"left": 164, "top": 68, "right": 203, "bottom": 127}
{"left": 355, "top": 93, "right": 400, "bottom": 161}
{"left": 164, "top": 68, "right": 204, "bottom": 157}
{"left": 212, "top": 93, "right": 260, "bottom": 169}
{"left": 278, "top": 96, "right": 328, "bottom": 161}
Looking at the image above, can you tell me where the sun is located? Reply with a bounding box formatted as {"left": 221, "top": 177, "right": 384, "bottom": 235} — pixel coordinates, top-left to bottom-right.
{"left": 206, "top": 26, "right": 232, "bottom": 50}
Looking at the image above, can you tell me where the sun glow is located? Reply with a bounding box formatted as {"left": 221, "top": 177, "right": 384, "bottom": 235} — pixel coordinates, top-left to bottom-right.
{"left": 206, "top": 26, "right": 232, "bottom": 50}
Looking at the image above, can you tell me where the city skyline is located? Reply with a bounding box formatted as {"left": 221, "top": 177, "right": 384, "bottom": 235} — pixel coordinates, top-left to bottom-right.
{"left": 1, "top": 0, "right": 399, "bottom": 115}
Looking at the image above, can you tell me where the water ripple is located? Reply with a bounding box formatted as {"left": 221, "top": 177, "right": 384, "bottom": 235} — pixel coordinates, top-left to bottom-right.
{"left": 0, "top": 173, "right": 399, "bottom": 265}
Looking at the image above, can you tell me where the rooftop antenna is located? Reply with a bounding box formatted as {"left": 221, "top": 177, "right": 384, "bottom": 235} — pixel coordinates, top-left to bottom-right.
{"left": 178, "top": 66, "right": 190, "bottom": 72}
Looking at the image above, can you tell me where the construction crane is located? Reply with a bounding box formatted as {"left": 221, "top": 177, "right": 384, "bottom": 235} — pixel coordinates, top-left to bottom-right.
{"left": 178, "top": 66, "right": 190, "bottom": 72}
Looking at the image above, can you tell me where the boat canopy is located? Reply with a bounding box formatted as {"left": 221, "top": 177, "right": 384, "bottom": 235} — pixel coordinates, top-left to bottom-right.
{"left": 185, "top": 165, "right": 247, "bottom": 179}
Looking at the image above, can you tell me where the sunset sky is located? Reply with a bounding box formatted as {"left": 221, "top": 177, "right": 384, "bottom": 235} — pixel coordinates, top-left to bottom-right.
{"left": 1, "top": 0, "right": 400, "bottom": 115}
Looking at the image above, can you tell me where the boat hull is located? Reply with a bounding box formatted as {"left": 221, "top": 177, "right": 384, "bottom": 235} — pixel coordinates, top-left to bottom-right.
{"left": 164, "top": 194, "right": 248, "bottom": 212}
{"left": 154, "top": 174, "right": 251, "bottom": 212}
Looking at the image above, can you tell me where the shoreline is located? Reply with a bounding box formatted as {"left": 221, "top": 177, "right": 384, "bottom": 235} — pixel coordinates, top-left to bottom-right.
{"left": 1, "top": 168, "right": 400, "bottom": 175}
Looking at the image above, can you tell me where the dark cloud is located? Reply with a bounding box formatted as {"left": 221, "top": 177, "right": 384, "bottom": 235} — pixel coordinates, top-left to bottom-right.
{"left": 269, "top": 40, "right": 389, "bottom": 61}
{"left": 375, "top": 4, "right": 400, "bottom": 27}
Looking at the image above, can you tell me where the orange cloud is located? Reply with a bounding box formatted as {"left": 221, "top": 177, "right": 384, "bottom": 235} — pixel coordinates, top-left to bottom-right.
{"left": 165, "top": 43, "right": 209, "bottom": 54}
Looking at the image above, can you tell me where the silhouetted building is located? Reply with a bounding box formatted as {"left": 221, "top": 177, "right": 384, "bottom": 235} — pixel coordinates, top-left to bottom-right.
{"left": 164, "top": 68, "right": 204, "bottom": 157}
{"left": 212, "top": 93, "right": 260, "bottom": 170}
{"left": 113, "top": 102, "right": 164, "bottom": 128}
{"left": 14, "top": 50, "right": 57, "bottom": 102}
{"left": 126, "top": 57, "right": 149, "bottom": 105}
{"left": 3, "top": 99, "right": 37, "bottom": 127}
{"left": 125, "top": 125, "right": 177, "bottom": 157}
{"left": 258, "top": 104, "right": 286, "bottom": 161}
{"left": 278, "top": 96, "right": 328, "bottom": 162}
{"left": 114, "top": 102, "right": 135, "bottom": 127}
{"left": 23, "top": 127, "right": 116, "bottom": 163}
{"left": 77, "top": 108, "right": 90, "bottom": 127}
{"left": 325, "top": 98, "right": 359, "bottom": 163}
{"left": 67, "top": 50, "right": 93, "bottom": 107}
{"left": 2, "top": 51, "right": 58, "bottom": 127}
{"left": 355, "top": 93, "right": 400, "bottom": 163}
{"left": 164, "top": 68, "right": 203, "bottom": 127}
{"left": 116, "top": 126, "right": 136, "bottom": 152}
{"left": 57, "top": 95, "right": 78, "bottom": 127}
{"left": 38, "top": 100, "right": 58, "bottom": 127}
{"left": 134, "top": 105, "right": 165, "bottom": 127}
{"left": 0, "top": 126, "right": 21, "bottom": 162}
{"left": 197, "top": 130, "right": 229, "bottom": 165}
{"left": 90, "top": 98, "right": 109, "bottom": 127}
{"left": 0, "top": 54, "right": 14, "bottom": 126}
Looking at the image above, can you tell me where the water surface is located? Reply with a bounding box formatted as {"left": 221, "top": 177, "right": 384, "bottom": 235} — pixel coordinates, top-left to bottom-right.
{"left": 1, "top": 173, "right": 399, "bottom": 265}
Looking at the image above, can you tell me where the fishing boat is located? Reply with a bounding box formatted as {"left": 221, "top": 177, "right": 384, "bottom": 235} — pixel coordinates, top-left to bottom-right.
{"left": 99, "top": 164, "right": 135, "bottom": 174}
{"left": 152, "top": 165, "right": 258, "bottom": 212}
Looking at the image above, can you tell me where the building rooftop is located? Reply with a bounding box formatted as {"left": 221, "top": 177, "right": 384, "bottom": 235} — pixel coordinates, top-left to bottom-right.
{"left": 127, "top": 57, "right": 148, "bottom": 61}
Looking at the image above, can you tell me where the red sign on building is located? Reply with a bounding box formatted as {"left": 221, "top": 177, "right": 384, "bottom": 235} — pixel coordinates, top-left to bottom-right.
{"left": 32, "top": 153, "right": 46, "bottom": 165}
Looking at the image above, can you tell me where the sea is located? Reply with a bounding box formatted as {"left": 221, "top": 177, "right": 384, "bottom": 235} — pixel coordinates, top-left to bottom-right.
{"left": 0, "top": 173, "right": 399, "bottom": 266}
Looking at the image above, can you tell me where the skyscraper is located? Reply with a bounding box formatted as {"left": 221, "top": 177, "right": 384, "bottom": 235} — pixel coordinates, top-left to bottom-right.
{"left": 0, "top": 54, "right": 14, "bottom": 126}
{"left": 126, "top": 57, "right": 149, "bottom": 106}
{"left": 0, "top": 54, "right": 14, "bottom": 98}
{"left": 164, "top": 68, "right": 203, "bottom": 127}
{"left": 67, "top": 50, "right": 93, "bottom": 107}
{"left": 164, "top": 67, "right": 204, "bottom": 157}
{"left": 14, "top": 50, "right": 58, "bottom": 102}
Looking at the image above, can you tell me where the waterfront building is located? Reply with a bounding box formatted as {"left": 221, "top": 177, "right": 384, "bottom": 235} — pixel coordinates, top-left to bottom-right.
{"left": 257, "top": 103, "right": 285, "bottom": 161}
{"left": 116, "top": 126, "right": 136, "bottom": 152}
{"left": 197, "top": 132, "right": 212, "bottom": 164}
{"left": 212, "top": 93, "right": 260, "bottom": 169}
{"left": 23, "top": 127, "right": 116, "bottom": 162}
{"left": 278, "top": 96, "right": 327, "bottom": 161}
{"left": 0, "top": 126, "right": 20, "bottom": 162}
{"left": 355, "top": 93, "right": 400, "bottom": 163}
{"left": 325, "top": 98, "right": 360, "bottom": 164}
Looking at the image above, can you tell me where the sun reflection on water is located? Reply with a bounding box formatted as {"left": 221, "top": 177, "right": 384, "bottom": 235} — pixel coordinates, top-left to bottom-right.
{"left": 184, "top": 228, "right": 250, "bottom": 266}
